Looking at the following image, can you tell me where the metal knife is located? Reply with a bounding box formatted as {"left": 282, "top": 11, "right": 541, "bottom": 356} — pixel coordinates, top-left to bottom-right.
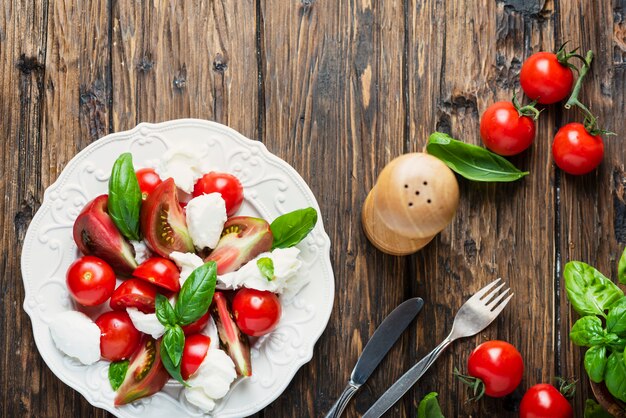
{"left": 324, "top": 297, "right": 424, "bottom": 418}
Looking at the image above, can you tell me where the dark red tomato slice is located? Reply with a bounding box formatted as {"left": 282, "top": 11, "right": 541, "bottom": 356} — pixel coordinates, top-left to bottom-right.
{"left": 232, "top": 288, "right": 282, "bottom": 337}
{"left": 110, "top": 278, "right": 158, "bottom": 313}
{"left": 136, "top": 168, "right": 162, "bottom": 200}
{"left": 181, "top": 311, "right": 210, "bottom": 335}
{"left": 181, "top": 334, "right": 211, "bottom": 380}
{"left": 552, "top": 122, "right": 604, "bottom": 175}
{"left": 520, "top": 52, "right": 574, "bottom": 104}
{"left": 133, "top": 257, "right": 181, "bottom": 292}
{"left": 192, "top": 172, "right": 244, "bottom": 217}
{"left": 519, "top": 384, "right": 573, "bottom": 418}
{"left": 467, "top": 340, "right": 524, "bottom": 397}
{"left": 95, "top": 311, "right": 142, "bottom": 362}
{"left": 66, "top": 256, "right": 116, "bottom": 306}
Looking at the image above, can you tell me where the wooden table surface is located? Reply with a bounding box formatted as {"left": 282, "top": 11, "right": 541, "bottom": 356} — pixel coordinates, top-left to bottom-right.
{"left": 2, "top": 0, "right": 625, "bottom": 417}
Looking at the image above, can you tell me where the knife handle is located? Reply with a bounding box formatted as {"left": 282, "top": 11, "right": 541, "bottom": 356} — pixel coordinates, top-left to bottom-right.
{"left": 324, "top": 382, "right": 360, "bottom": 418}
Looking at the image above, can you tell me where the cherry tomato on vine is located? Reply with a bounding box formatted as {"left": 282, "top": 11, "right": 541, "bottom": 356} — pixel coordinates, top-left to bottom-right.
{"left": 193, "top": 172, "right": 244, "bottom": 217}
{"left": 552, "top": 122, "right": 604, "bottom": 175}
{"left": 232, "top": 289, "right": 281, "bottom": 337}
{"left": 133, "top": 257, "right": 181, "bottom": 292}
{"left": 181, "top": 334, "right": 211, "bottom": 380}
{"left": 135, "top": 168, "right": 162, "bottom": 200}
{"left": 519, "top": 384, "right": 573, "bottom": 418}
{"left": 520, "top": 51, "right": 574, "bottom": 104}
{"left": 467, "top": 340, "right": 523, "bottom": 397}
{"left": 480, "top": 101, "right": 537, "bottom": 156}
{"left": 66, "top": 256, "right": 116, "bottom": 306}
{"left": 95, "top": 311, "right": 142, "bottom": 361}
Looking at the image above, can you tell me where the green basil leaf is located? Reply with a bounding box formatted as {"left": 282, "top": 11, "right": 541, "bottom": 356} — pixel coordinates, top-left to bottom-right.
{"left": 176, "top": 261, "right": 217, "bottom": 326}
{"left": 605, "top": 351, "right": 626, "bottom": 402}
{"left": 155, "top": 294, "right": 178, "bottom": 326}
{"left": 584, "top": 399, "right": 613, "bottom": 418}
{"left": 270, "top": 207, "right": 318, "bottom": 249}
{"left": 163, "top": 325, "right": 185, "bottom": 368}
{"left": 619, "top": 247, "right": 626, "bottom": 285}
{"left": 608, "top": 299, "right": 626, "bottom": 336}
{"left": 160, "top": 339, "right": 188, "bottom": 386}
{"left": 608, "top": 336, "right": 626, "bottom": 352}
{"left": 417, "top": 392, "right": 445, "bottom": 418}
{"left": 426, "top": 132, "right": 529, "bottom": 182}
{"left": 108, "top": 153, "right": 142, "bottom": 241}
{"left": 570, "top": 316, "right": 606, "bottom": 347}
{"left": 584, "top": 345, "right": 607, "bottom": 383}
{"left": 564, "top": 261, "right": 623, "bottom": 317}
{"left": 257, "top": 257, "right": 274, "bottom": 281}
{"left": 108, "top": 360, "right": 129, "bottom": 391}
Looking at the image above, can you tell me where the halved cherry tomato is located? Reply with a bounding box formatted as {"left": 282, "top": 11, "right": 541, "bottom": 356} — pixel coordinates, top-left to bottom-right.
{"left": 66, "top": 256, "right": 116, "bottom": 306}
{"left": 467, "top": 340, "right": 523, "bottom": 397}
{"left": 181, "top": 311, "right": 210, "bottom": 335}
{"left": 552, "top": 122, "right": 604, "bottom": 175}
{"left": 136, "top": 168, "right": 162, "bottom": 200}
{"left": 193, "top": 172, "right": 244, "bottom": 217}
{"left": 520, "top": 51, "right": 574, "bottom": 104}
{"left": 95, "top": 311, "right": 142, "bottom": 361}
{"left": 133, "top": 257, "right": 180, "bottom": 292}
{"left": 181, "top": 334, "right": 211, "bottom": 380}
{"left": 520, "top": 384, "right": 573, "bottom": 418}
{"left": 110, "top": 278, "right": 158, "bottom": 313}
{"left": 232, "top": 288, "right": 281, "bottom": 337}
{"left": 480, "top": 102, "right": 536, "bottom": 156}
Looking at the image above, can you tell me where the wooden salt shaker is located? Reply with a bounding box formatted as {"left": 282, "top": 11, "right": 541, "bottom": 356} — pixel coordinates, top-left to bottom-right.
{"left": 362, "top": 153, "right": 460, "bottom": 255}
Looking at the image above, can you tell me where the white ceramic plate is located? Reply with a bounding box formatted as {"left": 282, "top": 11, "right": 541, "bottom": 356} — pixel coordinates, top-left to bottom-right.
{"left": 21, "top": 119, "right": 334, "bottom": 418}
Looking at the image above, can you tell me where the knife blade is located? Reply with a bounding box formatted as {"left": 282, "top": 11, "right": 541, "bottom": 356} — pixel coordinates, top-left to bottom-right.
{"left": 324, "top": 297, "right": 424, "bottom": 418}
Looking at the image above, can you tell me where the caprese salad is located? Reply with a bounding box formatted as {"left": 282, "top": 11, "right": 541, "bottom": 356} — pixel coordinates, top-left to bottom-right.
{"left": 48, "top": 148, "right": 317, "bottom": 412}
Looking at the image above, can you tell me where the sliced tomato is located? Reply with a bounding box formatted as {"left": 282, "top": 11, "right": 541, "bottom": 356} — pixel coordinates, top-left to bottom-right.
{"left": 181, "top": 311, "right": 210, "bottom": 335}
{"left": 133, "top": 257, "right": 181, "bottom": 292}
{"left": 95, "top": 311, "right": 142, "bottom": 362}
{"left": 136, "top": 168, "right": 162, "bottom": 200}
{"left": 181, "top": 334, "right": 211, "bottom": 380}
{"left": 110, "top": 278, "right": 158, "bottom": 313}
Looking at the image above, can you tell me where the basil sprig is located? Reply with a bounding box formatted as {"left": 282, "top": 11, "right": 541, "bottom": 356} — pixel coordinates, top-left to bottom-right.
{"left": 426, "top": 132, "right": 529, "bottom": 182}
{"left": 257, "top": 257, "right": 274, "bottom": 281}
{"left": 417, "top": 392, "right": 444, "bottom": 418}
{"left": 108, "top": 360, "right": 129, "bottom": 391}
{"left": 155, "top": 261, "right": 217, "bottom": 384}
{"left": 108, "top": 153, "right": 142, "bottom": 240}
{"left": 270, "top": 207, "right": 318, "bottom": 249}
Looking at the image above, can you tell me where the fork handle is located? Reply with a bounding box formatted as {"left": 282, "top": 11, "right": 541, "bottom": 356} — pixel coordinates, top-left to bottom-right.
{"left": 324, "top": 382, "right": 360, "bottom": 418}
{"left": 362, "top": 336, "right": 454, "bottom": 418}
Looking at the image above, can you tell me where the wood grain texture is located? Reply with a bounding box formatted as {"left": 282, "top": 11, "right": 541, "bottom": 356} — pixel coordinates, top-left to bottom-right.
{"left": 2, "top": 0, "right": 625, "bottom": 417}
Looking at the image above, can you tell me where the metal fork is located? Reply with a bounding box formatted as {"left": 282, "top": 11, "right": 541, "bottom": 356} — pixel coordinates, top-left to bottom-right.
{"left": 362, "top": 278, "right": 513, "bottom": 418}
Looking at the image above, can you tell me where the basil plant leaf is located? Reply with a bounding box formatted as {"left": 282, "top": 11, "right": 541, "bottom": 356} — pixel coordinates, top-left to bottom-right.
{"left": 605, "top": 351, "right": 626, "bottom": 402}
{"left": 426, "top": 132, "right": 529, "bottom": 182}
{"left": 607, "top": 299, "right": 626, "bottom": 336}
{"left": 176, "top": 261, "right": 217, "bottom": 326}
{"left": 160, "top": 340, "right": 188, "bottom": 386}
{"left": 108, "top": 153, "right": 142, "bottom": 241}
{"left": 584, "top": 345, "right": 607, "bottom": 383}
{"left": 257, "top": 257, "right": 274, "bottom": 281}
{"left": 564, "top": 261, "right": 623, "bottom": 317}
{"left": 584, "top": 399, "right": 613, "bottom": 418}
{"left": 270, "top": 207, "right": 318, "bottom": 249}
{"left": 108, "top": 360, "right": 129, "bottom": 391}
{"left": 155, "top": 294, "right": 178, "bottom": 327}
{"left": 619, "top": 247, "right": 626, "bottom": 285}
{"left": 417, "top": 392, "right": 445, "bottom": 418}
{"left": 570, "top": 316, "right": 606, "bottom": 347}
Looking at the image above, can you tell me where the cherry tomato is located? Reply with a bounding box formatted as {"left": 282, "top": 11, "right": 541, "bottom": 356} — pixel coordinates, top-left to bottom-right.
{"left": 181, "top": 311, "right": 210, "bottom": 335}
{"left": 110, "top": 278, "right": 158, "bottom": 313}
{"left": 232, "top": 289, "right": 281, "bottom": 337}
{"left": 467, "top": 340, "right": 523, "bottom": 397}
{"left": 520, "top": 52, "right": 574, "bottom": 104}
{"left": 181, "top": 334, "right": 211, "bottom": 380}
{"left": 480, "top": 102, "right": 536, "bottom": 156}
{"left": 133, "top": 257, "right": 180, "bottom": 292}
{"left": 552, "top": 122, "right": 604, "bottom": 175}
{"left": 136, "top": 168, "right": 162, "bottom": 200}
{"left": 66, "top": 256, "right": 116, "bottom": 306}
{"left": 520, "top": 384, "right": 573, "bottom": 418}
{"left": 95, "top": 311, "right": 142, "bottom": 361}
{"left": 193, "top": 172, "right": 244, "bottom": 217}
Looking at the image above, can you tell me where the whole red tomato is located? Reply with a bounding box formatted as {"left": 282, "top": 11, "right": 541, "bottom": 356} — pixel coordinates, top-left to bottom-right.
{"left": 193, "top": 172, "right": 244, "bottom": 217}
{"left": 552, "top": 122, "right": 604, "bottom": 175}
{"left": 520, "top": 52, "right": 574, "bottom": 104}
{"left": 136, "top": 168, "right": 162, "bottom": 199}
{"left": 66, "top": 256, "right": 116, "bottom": 306}
{"left": 181, "top": 334, "right": 211, "bottom": 380}
{"left": 95, "top": 311, "right": 142, "bottom": 361}
{"left": 133, "top": 257, "right": 181, "bottom": 292}
{"left": 480, "top": 101, "right": 536, "bottom": 156}
{"left": 467, "top": 340, "right": 524, "bottom": 397}
{"left": 232, "top": 288, "right": 282, "bottom": 337}
{"left": 520, "top": 384, "right": 573, "bottom": 418}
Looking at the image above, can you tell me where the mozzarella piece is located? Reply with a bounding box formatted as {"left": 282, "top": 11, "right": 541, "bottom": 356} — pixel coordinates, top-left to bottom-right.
{"left": 49, "top": 311, "right": 101, "bottom": 365}
{"left": 126, "top": 308, "right": 166, "bottom": 339}
{"left": 170, "top": 251, "right": 204, "bottom": 286}
{"left": 155, "top": 148, "right": 204, "bottom": 193}
{"left": 131, "top": 240, "right": 150, "bottom": 265}
{"left": 185, "top": 193, "right": 227, "bottom": 250}
{"left": 201, "top": 315, "right": 219, "bottom": 349}
{"left": 184, "top": 349, "right": 237, "bottom": 412}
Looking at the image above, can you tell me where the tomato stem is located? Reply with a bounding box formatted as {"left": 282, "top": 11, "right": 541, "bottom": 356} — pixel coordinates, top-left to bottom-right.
{"left": 555, "top": 377, "right": 578, "bottom": 399}
{"left": 454, "top": 367, "right": 486, "bottom": 402}
{"left": 513, "top": 92, "right": 542, "bottom": 120}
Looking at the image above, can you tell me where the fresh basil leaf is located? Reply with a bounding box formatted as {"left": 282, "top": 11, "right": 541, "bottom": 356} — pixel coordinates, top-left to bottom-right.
{"left": 163, "top": 325, "right": 185, "bottom": 367}
{"left": 155, "top": 294, "right": 178, "bottom": 326}
{"left": 270, "top": 207, "right": 318, "bottom": 249}
{"left": 257, "top": 257, "right": 274, "bottom": 281}
{"left": 608, "top": 336, "right": 626, "bottom": 352}
{"left": 160, "top": 339, "right": 188, "bottom": 386}
{"left": 564, "top": 261, "right": 623, "bottom": 317}
{"left": 570, "top": 316, "right": 606, "bottom": 347}
{"left": 584, "top": 399, "right": 613, "bottom": 418}
{"left": 605, "top": 351, "right": 626, "bottom": 402}
{"left": 108, "top": 153, "right": 142, "bottom": 241}
{"left": 108, "top": 360, "right": 129, "bottom": 391}
{"left": 608, "top": 299, "right": 626, "bottom": 336}
{"left": 619, "top": 247, "right": 626, "bottom": 285}
{"left": 584, "top": 346, "right": 608, "bottom": 383}
{"left": 417, "top": 392, "right": 445, "bottom": 418}
{"left": 176, "top": 261, "right": 217, "bottom": 326}
{"left": 426, "top": 132, "right": 529, "bottom": 182}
